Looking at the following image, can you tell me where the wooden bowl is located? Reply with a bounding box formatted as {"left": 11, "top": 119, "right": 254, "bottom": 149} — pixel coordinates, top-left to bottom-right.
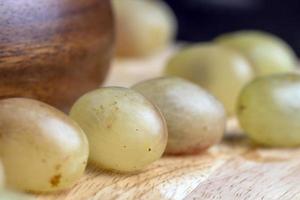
{"left": 0, "top": 0, "right": 114, "bottom": 110}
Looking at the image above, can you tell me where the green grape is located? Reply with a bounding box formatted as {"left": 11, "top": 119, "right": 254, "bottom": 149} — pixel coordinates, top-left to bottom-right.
{"left": 0, "top": 189, "right": 34, "bottom": 200}
{"left": 133, "top": 77, "right": 226, "bottom": 155}
{"left": 69, "top": 87, "right": 167, "bottom": 172}
{"left": 0, "top": 98, "right": 89, "bottom": 192}
{"left": 237, "top": 73, "right": 300, "bottom": 147}
{"left": 113, "top": 0, "right": 177, "bottom": 57}
{"left": 215, "top": 30, "right": 297, "bottom": 76}
{"left": 165, "top": 43, "right": 253, "bottom": 115}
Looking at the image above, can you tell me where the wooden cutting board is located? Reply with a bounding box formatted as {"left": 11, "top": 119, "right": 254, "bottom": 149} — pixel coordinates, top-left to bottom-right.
{"left": 36, "top": 47, "right": 300, "bottom": 200}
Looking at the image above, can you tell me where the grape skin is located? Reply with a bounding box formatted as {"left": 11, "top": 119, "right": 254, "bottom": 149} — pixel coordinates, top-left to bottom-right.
{"left": 133, "top": 77, "right": 226, "bottom": 155}
{"left": 165, "top": 43, "right": 253, "bottom": 115}
{"left": 70, "top": 87, "right": 168, "bottom": 172}
{"left": 237, "top": 74, "right": 300, "bottom": 147}
{"left": 215, "top": 31, "right": 297, "bottom": 76}
{"left": 0, "top": 98, "right": 89, "bottom": 192}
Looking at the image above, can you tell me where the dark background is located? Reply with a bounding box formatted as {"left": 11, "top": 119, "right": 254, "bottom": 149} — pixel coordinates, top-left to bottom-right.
{"left": 163, "top": 0, "right": 300, "bottom": 55}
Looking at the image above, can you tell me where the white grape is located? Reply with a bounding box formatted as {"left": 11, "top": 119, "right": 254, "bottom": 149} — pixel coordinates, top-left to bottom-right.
{"left": 165, "top": 43, "right": 253, "bottom": 115}
{"left": 0, "top": 98, "right": 89, "bottom": 192}
{"left": 216, "top": 31, "right": 297, "bottom": 76}
{"left": 70, "top": 87, "right": 167, "bottom": 172}
{"left": 133, "top": 77, "right": 226, "bottom": 154}
{"left": 237, "top": 73, "right": 300, "bottom": 147}
{"left": 113, "top": 0, "right": 177, "bottom": 57}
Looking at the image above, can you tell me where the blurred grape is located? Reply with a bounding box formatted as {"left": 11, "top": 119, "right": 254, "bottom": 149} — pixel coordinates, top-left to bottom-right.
{"left": 165, "top": 43, "right": 253, "bottom": 115}
{"left": 113, "top": 0, "right": 177, "bottom": 57}
{"left": 215, "top": 31, "right": 297, "bottom": 76}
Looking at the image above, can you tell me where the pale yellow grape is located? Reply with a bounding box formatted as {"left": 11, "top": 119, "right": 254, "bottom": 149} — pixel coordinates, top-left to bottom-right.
{"left": 69, "top": 87, "right": 167, "bottom": 172}
{"left": 165, "top": 43, "right": 253, "bottom": 115}
{"left": 113, "top": 0, "right": 177, "bottom": 57}
{"left": 0, "top": 98, "right": 89, "bottom": 192}
{"left": 237, "top": 74, "right": 300, "bottom": 147}
{"left": 0, "top": 190, "right": 33, "bottom": 200}
{"left": 133, "top": 77, "right": 226, "bottom": 155}
{"left": 215, "top": 31, "right": 297, "bottom": 76}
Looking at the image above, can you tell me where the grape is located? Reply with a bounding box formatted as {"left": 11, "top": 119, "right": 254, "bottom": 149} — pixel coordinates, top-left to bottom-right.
{"left": 0, "top": 190, "right": 33, "bottom": 200}
{"left": 237, "top": 73, "right": 300, "bottom": 147}
{"left": 165, "top": 43, "right": 253, "bottom": 115}
{"left": 133, "top": 77, "right": 226, "bottom": 155}
{"left": 215, "top": 31, "right": 297, "bottom": 76}
{"left": 0, "top": 98, "right": 89, "bottom": 192}
{"left": 69, "top": 87, "right": 167, "bottom": 172}
{"left": 113, "top": 0, "right": 177, "bottom": 57}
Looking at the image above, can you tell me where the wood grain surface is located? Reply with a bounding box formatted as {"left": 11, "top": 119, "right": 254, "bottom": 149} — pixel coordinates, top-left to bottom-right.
{"left": 0, "top": 0, "right": 114, "bottom": 109}
{"left": 34, "top": 47, "right": 300, "bottom": 200}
